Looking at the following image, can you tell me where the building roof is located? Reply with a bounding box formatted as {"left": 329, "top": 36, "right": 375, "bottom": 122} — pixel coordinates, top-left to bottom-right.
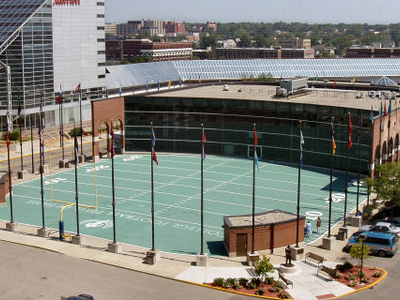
{"left": 0, "top": 0, "right": 46, "bottom": 55}
{"left": 224, "top": 209, "right": 303, "bottom": 228}
{"left": 106, "top": 58, "right": 400, "bottom": 89}
{"left": 151, "top": 83, "right": 388, "bottom": 112}
{"left": 371, "top": 76, "right": 398, "bottom": 86}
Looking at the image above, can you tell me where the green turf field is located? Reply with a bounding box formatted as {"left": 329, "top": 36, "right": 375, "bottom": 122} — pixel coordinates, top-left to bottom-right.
{"left": 0, "top": 154, "right": 366, "bottom": 256}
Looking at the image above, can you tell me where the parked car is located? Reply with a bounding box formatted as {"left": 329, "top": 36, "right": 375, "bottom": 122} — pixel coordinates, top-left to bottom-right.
{"left": 344, "top": 231, "right": 399, "bottom": 257}
{"left": 358, "top": 222, "right": 400, "bottom": 236}
{"left": 384, "top": 217, "right": 400, "bottom": 227}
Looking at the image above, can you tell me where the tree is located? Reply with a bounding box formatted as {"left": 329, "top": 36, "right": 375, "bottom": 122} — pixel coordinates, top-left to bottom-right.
{"left": 200, "top": 33, "right": 218, "bottom": 49}
{"left": 254, "top": 255, "right": 275, "bottom": 282}
{"left": 364, "top": 162, "right": 400, "bottom": 216}
{"left": 349, "top": 240, "right": 371, "bottom": 266}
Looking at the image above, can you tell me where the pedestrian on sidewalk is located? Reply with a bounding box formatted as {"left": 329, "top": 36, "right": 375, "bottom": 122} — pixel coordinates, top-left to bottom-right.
{"left": 316, "top": 217, "right": 321, "bottom": 234}
{"left": 306, "top": 221, "right": 312, "bottom": 237}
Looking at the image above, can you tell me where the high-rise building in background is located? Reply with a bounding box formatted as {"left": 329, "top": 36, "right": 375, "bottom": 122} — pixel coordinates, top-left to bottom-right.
{"left": 0, "top": 0, "right": 106, "bottom": 130}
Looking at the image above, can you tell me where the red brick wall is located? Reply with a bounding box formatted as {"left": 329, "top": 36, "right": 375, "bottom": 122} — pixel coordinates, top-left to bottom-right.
{"left": 91, "top": 97, "right": 125, "bottom": 158}
{"left": 224, "top": 218, "right": 305, "bottom": 257}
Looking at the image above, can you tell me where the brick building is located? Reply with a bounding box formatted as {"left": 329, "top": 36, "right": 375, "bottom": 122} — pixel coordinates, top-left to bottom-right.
{"left": 164, "top": 21, "right": 186, "bottom": 34}
{"left": 277, "top": 37, "right": 311, "bottom": 49}
{"left": 215, "top": 48, "right": 314, "bottom": 60}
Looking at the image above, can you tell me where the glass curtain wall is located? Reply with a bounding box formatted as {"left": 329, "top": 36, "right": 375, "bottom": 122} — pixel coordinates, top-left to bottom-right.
{"left": 125, "top": 96, "right": 371, "bottom": 174}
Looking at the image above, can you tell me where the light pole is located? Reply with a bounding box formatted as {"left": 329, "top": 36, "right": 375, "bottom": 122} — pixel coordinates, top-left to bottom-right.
{"left": 359, "top": 233, "right": 367, "bottom": 284}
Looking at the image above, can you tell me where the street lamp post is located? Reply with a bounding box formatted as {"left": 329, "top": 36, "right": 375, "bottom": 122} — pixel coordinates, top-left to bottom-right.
{"left": 359, "top": 233, "right": 367, "bottom": 284}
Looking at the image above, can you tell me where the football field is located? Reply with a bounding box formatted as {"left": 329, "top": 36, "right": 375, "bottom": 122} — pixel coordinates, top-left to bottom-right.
{"left": 0, "top": 154, "right": 366, "bottom": 256}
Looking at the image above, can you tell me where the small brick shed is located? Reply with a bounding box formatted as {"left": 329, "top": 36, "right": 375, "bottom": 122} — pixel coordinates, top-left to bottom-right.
{"left": 223, "top": 209, "right": 305, "bottom": 257}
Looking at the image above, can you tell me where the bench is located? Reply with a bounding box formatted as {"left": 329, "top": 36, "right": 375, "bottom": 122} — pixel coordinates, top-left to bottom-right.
{"left": 278, "top": 273, "right": 293, "bottom": 289}
{"left": 317, "top": 265, "right": 337, "bottom": 281}
{"left": 304, "top": 252, "right": 324, "bottom": 267}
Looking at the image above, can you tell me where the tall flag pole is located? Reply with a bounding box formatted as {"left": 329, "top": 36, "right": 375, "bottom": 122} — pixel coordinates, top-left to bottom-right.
{"left": 30, "top": 115, "right": 34, "bottom": 174}
{"left": 39, "top": 91, "right": 45, "bottom": 230}
{"left": 151, "top": 123, "right": 158, "bottom": 251}
{"left": 296, "top": 121, "right": 304, "bottom": 248}
{"left": 17, "top": 89, "right": 24, "bottom": 172}
{"left": 344, "top": 112, "right": 353, "bottom": 226}
{"left": 379, "top": 102, "right": 383, "bottom": 167}
{"left": 75, "top": 83, "right": 84, "bottom": 158}
{"left": 111, "top": 128, "right": 116, "bottom": 244}
{"left": 56, "top": 85, "right": 64, "bottom": 160}
{"left": 200, "top": 124, "right": 206, "bottom": 255}
{"left": 356, "top": 110, "right": 362, "bottom": 213}
{"left": 387, "top": 99, "right": 392, "bottom": 161}
{"left": 251, "top": 124, "right": 257, "bottom": 254}
{"left": 6, "top": 110, "right": 14, "bottom": 224}
{"left": 74, "top": 124, "right": 80, "bottom": 237}
{"left": 328, "top": 117, "right": 335, "bottom": 237}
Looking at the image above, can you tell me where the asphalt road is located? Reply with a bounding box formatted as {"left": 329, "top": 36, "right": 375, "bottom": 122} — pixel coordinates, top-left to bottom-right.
{"left": 0, "top": 240, "right": 250, "bottom": 300}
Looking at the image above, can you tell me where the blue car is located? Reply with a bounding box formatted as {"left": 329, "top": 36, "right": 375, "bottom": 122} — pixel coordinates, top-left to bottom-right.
{"left": 345, "top": 231, "right": 399, "bottom": 257}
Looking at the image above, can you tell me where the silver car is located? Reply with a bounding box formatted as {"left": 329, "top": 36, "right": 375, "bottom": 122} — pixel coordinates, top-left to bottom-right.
{"left": 359, "top": 222, "right": 400, "bottom": 236}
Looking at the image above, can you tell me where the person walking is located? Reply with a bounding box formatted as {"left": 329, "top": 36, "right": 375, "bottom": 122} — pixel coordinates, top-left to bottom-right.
{"left": 316, "top": 217, "right": 322, "bottom": 234}
{"left": 306, "top": 221, "right": 312, "bottom": 237}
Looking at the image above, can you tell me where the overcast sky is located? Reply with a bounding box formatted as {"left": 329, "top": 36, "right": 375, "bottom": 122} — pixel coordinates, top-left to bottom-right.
{"left": 105, "top": 0, "right": 400, "bottom": 24}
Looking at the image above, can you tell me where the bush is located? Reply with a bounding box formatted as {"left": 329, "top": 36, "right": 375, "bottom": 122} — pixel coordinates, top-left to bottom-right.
{"left": 251, "top": 277, "right": 262, "bottom": 287}
{"left": 335, "top": 273, "right": 343, "bottom": 279}
{"left": 225, "top": 278, "right": 236, "bottom": 286}
{"left": 269, "top": 285, "right": 281, "bottom": 293}
{"left": 279, "top": 291, "right": 290, "bottom": 299}
{"left": 373, "top": 271, "right": 382, "bottom": 278}
{"left": 362, "top": 277, "right": 370, "bottom": 284}
{"left": 212, "top": 277, "right": 224, "bottom": 287}
{"left": 347, "top": 274, "right": 356, "bottom": 281}
{"left": 1, "top": 130, "right": 19, "bottom": 141}
{"left": 238, "top": 277, "right": 248, "bottom": 286}
{"left": 256, "top": 288, "right": 265, "bottom": 295}
{"left": 233, "top": 283, "right": 241, "bottom": 290}
{"left": 335, "top": 261, "right": 354, "bottom": 272}
{"left": 69, "top": 127, "right": 84, "bottom": 137}
{"left": 273, "top": 282, "right": 282, "bottom": 289}
{"left": 348, "top": 281, "right": 357, "bottom": 287}
{"left": 265, "top": 276, "right": 275, "bottom": 285}
{"left": 246, "top": 282, "right": 257, "bottom": 290}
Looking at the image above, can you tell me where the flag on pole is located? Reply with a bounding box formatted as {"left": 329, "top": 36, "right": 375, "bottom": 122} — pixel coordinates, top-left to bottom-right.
{"left": 17, "top": 90, "right": 21, "bottom": 115}
{"left": 151, "top": 128, "right": 156, "bottom": 148}
{"left": 300, "top": 130, "right": 304, "bottom": 167}
{"left": 388, "top": 100, "right": 392, "bottom": 128}
{"left": 6, "top": 131, "right": 10, "bottom": 148}
{"left": 202, "top": 127, "right": 206, "bottom": 160}
{"left": 380, "top": 103, "right": 384, "bottom": 131}
{"left": 6, "top": 112, "right": 11, "bottom": 147}
{"left": 74, "top": 126, "right": 79, "bottom": 160}
{"left": 119, "top": 86, "right": 122, "bottom": 96}
{"left": 199, "top": 76, "right": 201, "bottom": 84}
{"left": 331, "top": 122, "right": 336, "bottom": 155}
{"left": 348, "top": 115, "right": 353, "bottom": 149}
{"left": 384, "top": 102, "right": 387, "bottom": 116}
{"left": 151, "top": 128, "right": 158, "bottom": 165}
{"left": 333, "top": 80, "right": 336, "bottom": 89}
{"left": 110, "top": 130, "right": 115, "bottom": 158}
{"left": 179, "top": 78, "right": 182, "bottom": 87}
{"left": 146, "top": 82, "right": 149, "bottom": 91}
{"left": 370, "top": 106, "right": 374, "bottom": 124}
{"left": 254, "top": 129, "right": 259, "bottom": 171}
{"left": 157, "top": 80, "right": 160, "bottom": 91}
{"left": 132, "top": 85, "right": 135, "bottom": 94}
{"left": 168, "top": 80, "right": 171, "bottom": 89}
{"left": 74, "top": 83, "right": 81, "bottom": 93}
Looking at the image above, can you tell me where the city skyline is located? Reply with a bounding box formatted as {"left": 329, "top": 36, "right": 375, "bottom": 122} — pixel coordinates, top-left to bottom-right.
{"left": 105, "top": 0, "right": 400, "bottom": 25}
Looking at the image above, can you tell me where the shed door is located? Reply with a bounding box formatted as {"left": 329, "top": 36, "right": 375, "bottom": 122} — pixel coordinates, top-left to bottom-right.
{"left": 236, "top": 234, "right": 247, "bottom": 256}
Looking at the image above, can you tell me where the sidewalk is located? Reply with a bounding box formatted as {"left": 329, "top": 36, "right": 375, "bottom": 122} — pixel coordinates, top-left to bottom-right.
{"left": 0, "top": 216, "right": 365, "bottom": 300}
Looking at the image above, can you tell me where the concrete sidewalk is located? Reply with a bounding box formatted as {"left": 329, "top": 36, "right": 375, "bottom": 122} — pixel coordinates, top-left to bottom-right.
{"left": 0, "top": 217, "right": 365, "bottom": 300}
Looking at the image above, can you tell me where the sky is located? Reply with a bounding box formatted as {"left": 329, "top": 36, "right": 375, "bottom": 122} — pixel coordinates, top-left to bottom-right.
{"left": 105, "top": 0, "right": 400, "bottom": 25}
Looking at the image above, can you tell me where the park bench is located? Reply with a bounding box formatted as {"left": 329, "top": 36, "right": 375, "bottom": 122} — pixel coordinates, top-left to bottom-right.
{"left": 304, "top": 252, "right": 324, "bottom": 267}
{"left": 278, "top": 273, "right": 293, "bottom": 289}
{"left": 317, "top": 265, "right": 337, "bottom": 281}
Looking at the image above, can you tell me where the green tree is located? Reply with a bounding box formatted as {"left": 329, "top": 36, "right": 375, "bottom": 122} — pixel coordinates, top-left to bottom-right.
{"left": 364, "top": 162, "right": 400, "bottom": 216}
{"left": 200, "top": 33, "right": 218, "bottom": 49}
{"left": 349, "top": 240, "right": 372, "bottom": 266}
{"left": 254, "top": 255, "right": 275, "bottom": 282}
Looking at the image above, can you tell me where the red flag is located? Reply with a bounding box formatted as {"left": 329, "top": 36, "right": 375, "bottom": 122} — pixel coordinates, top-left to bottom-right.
{"left": 110, "top": 130, "right": 115, "bottom": 158}
{"left": 254, "top": 129, "right": 258, "bottom": 146}
{"left": 384, "top": 103, "right": 387, "bottom": 116}
{"left": 348, "top": 116, "right": 353, "bottom": 149}
{"left": 152, "top": 148, "right": 158, "bottom": 165}
{"left": 74, "top": 84, "right": 81, "bottom": 92}
{"left": 333, "top": 80, "right": 336, "bottom": 89}
{"left": 6, "top": 132, "right": 10, "bottom": 148}
{"left": 56, "top": 95, "right": 63, "bottom": 104}
{"left": 199, "top": 76, "right": 201, "bottom": 84}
